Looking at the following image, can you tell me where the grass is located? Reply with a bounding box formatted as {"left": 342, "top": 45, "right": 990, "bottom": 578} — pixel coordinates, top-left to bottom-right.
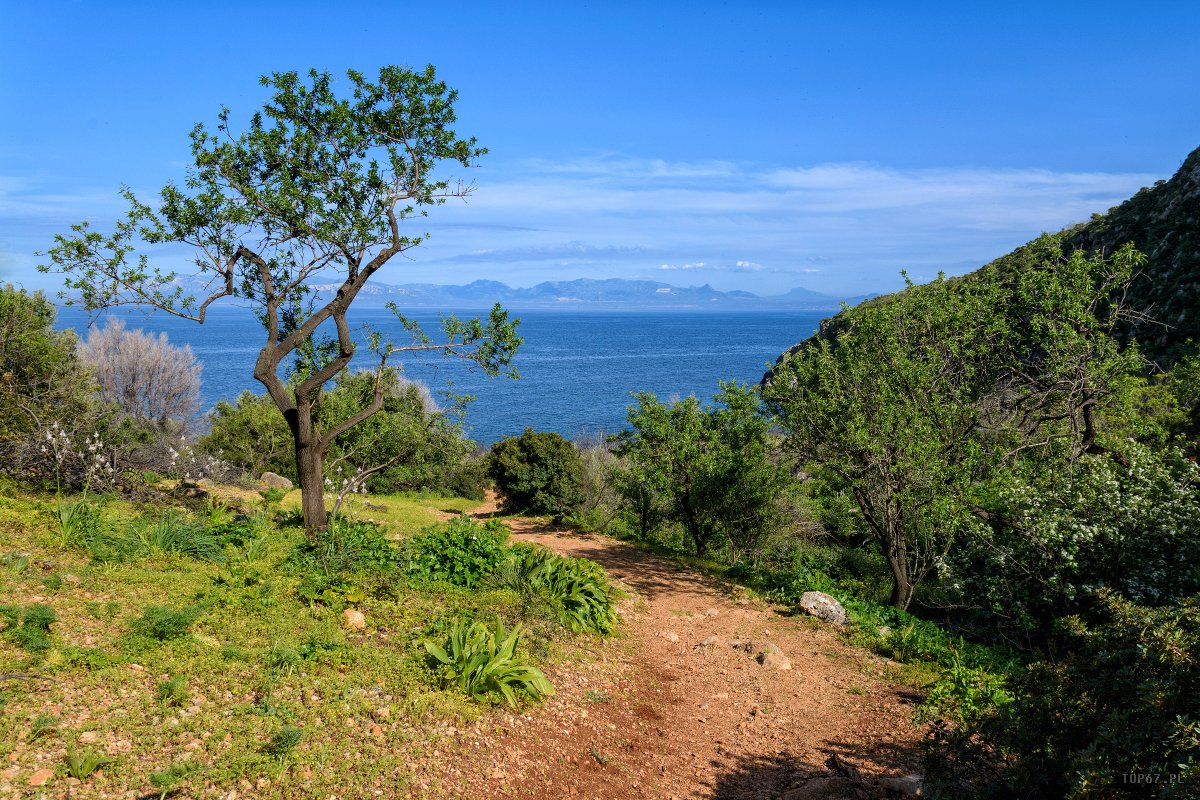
{"left": 0, "top": 485, "right": 594, "bottom": 797}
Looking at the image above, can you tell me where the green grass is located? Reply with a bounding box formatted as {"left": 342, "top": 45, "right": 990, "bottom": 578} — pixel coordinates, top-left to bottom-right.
{"left": 0, "top": 484, "right": 599, "bottom": 797}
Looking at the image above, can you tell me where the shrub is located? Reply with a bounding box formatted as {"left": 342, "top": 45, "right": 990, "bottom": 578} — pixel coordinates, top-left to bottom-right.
{"left": 265, "top": 725, "right": 304, "bottom": 760}
{"left": 78, "top": 318, "right": 201, "bottom": 426}
{"left": 487, "top": 428, "right": 585, "bottom": 520}
{"left": 130, "top": 604, "right": 203, "bottom": 641}
{"left": 1, "top": 603, "right": 58, "bottom": 652}
{"left": 926, "top": 592, "right": 1200, "bottom": 799}
{"left": 404, "top": 515, "right": 509, "bottom": 587}
{"left": 423, "top": 617, "right": 554, "bottom": 706}
{"left": 290, "top": 518, "right": 399, "bottom": 578}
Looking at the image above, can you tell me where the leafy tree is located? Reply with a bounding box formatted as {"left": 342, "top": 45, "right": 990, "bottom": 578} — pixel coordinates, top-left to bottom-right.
{"left": 614, "top": 382, "right": 791, "bottom": 560}
{"left": 0, "top": 285, "right": 98, "bottom": 483}
{"left": 38, "top": 66, "right": 520, "bottom": 531}
{"left": 200, "top": 369, "right": 482, "bottom": 498}
{"left": 763, "top": 275, "right": 1005, "bottom": 608}
{"left": 764, "top": 238, "right": 1149, "bottom": 609}
{"left": 487, "top": 429, "right": 585, "bottom": 521}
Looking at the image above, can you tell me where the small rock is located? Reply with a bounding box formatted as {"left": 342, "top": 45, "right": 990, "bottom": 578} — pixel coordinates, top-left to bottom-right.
{"left": 371, "top": 706, "right": 391, "bottom": 721}
{"left": 731, "top": 639, "right": 782, "bottom": 656}
{"left": 697, "top": 635, "right": 721, "bottom": 649}
{"left": 79, "top": 731, "right": 99, "bottom": 744}
{"left": 342, "top": 609, "right": 366, "bottom": 630}
{"left": 364, "top": 501, "right": 388, "bottom": 512}
{"left": 369, "top": 723, "right": 383, "bottom": 738}
{"left": 880, "top": 774, "right": 923, "bottom": 796}
{"left": 658, "top": 630, "right": 680, "bottom": 643}
{"left": 798, "top": 591, "right": 849, "bottom": 626}
{"left": 129, "top": 663, "right": 145, "bottom": 672}
{"left": 28, "top": 769, "right": 54, "bottom": 787}
{"left": 259, "top": 471, "right": 293, "bottom": 490}
{"left": 703, "top": 608, "right": 720, "bottom": 617}
{"left": 757, "top": 651, "right": 793, "bottom": 670}
{"left": 63, "top": 574, "right": 81, "bottom": 585}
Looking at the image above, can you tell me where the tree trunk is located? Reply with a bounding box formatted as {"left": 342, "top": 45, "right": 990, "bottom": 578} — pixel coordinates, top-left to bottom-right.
{"left": 885, "top": 532, "right": 911, "bottom": 610}
{"left": 287, "top": 399, "right": 329, "bottom": 534}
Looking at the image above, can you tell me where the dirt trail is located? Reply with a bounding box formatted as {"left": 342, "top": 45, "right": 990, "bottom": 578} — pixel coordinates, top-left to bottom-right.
{"left": 422, "top": 499, "right": 925, "bottom": 800}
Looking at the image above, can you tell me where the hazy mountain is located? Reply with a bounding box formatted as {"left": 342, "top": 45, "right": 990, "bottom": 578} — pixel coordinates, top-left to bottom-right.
{"left": 307, "top": 277, "right": 873, "bottom": 310}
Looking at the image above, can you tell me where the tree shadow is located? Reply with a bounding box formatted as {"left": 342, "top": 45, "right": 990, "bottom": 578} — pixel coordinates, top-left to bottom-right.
{"left": 710, "top": 737, "right": 923, "bottom": 800}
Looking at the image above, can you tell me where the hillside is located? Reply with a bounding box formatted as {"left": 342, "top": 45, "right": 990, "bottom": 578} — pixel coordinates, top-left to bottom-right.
{"left": 1060, "top": 146, "right": 1200, "bottom": 366}
{"left": 767, "top": 145, "right": 1200, "bottom": 374}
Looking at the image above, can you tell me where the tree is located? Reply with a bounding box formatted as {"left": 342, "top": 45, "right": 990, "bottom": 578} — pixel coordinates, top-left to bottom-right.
{"left": 78, "top": 319, "right": 201, "bottom": 427}
{"left": 614, "top": 383, "right": 791, "bottom": 561}
{"left": 39, "top": 66, "right": 520, "bottom": 531}
{"left": 763, "top": 237, "right": 1150, "bottom": 609}
{"left": 0, "top": 285, "right": 97, "bottom": 480}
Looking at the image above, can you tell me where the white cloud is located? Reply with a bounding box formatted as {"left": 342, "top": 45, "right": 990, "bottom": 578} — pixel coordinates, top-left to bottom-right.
{"left": 734, "top": 260, "right": 764, "bottom": 271}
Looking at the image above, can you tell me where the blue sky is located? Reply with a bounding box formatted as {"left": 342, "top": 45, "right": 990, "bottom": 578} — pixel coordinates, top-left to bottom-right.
{"left": 2, "top": 1, "right": 1197, "bottom": 297}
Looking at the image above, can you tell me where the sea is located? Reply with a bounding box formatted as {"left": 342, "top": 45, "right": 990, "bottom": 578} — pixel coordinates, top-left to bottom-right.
{"left": 54, "top": 306, "right": 828, "bottom": 445}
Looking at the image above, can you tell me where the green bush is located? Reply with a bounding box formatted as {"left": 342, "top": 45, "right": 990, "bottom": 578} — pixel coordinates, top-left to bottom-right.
{"left": 423, "top": 617, "right": 554, "bottom": 706}
{"left": 130, "top": 604, "right": 203, "bottom": 641}
{"left": 487, "top": 428, "right": 585, "bottom": 520}
{"left": 404, "top": 515, "right": 508, "bottom": 587}
{"left": 1, "top": 602, "right": 58, "bottom": 652}
{"left": 485, "top": 544, "right": 620, "bottom": 635}
{"left": 926, "top": 592, "right": 1200, "bottom": 799}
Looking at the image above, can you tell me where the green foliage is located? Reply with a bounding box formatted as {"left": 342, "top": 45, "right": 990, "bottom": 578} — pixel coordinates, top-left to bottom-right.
{"left": 290, "top": 517, "right": 398, "bottom": 604}
{"left": 423, "top": 617, "right": 554, "bottom": 706}
{"left": 28, "top": 714, "right": 60, "bottom": 741}
{"left": 264, "top": 725, "right": 304, "bottom": 760}
{"left": 926, "top": 593, "right": 1200, "bottom": 799}
{"left": 0, "top": 285, "right": 95, "bottom": 478}
{"left": 614, "top": 382, "right": 792, "bottom": 561}
{"left": 404, "top": 515, "right": 509, "bottom": 587}
{"left": 55, "top": 499, "right": 106, "bottom": 548}
{"left": 485, "top": 544, "right": 620, "bottom": 635}
{"left": 155, "top": 675, "right": 189, "bottom": 707}
{"left": 765, "top": 238, "right": 1150, "bottom": 609}
{"left": 952, "top": 443, "right": 1200, "bottom": 642}
{"left": 487, "top": 428, "right": 585, "bottom": 520}
{"left": 149, "top": 761, "right": 201, "bottom": 798}
{"left": 130, "top": 604, "right": 203, "bottom": 641}
{"left": 62, "top": 747, "right": 112, "bottom": 779}
{"left": 201, "top": 391, "right": 294, "bottom": 481}
{"left": 0, "top": 602, "right": 57, "bottom": 652}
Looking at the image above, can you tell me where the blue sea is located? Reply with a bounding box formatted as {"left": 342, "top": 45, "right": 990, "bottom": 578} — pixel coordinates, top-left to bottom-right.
{"left": 55, "top": 306, "right": 828, "bottom": 444}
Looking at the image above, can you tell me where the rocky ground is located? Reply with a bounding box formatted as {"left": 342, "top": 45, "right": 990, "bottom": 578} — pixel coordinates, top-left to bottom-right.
{"left": 420, "top": 502, "right": 926, "bottom": 800}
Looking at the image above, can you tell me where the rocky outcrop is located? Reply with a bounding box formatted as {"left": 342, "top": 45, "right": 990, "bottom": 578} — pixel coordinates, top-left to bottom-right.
{"left": 798, "top": 591, "right": 849, "bottom": 626}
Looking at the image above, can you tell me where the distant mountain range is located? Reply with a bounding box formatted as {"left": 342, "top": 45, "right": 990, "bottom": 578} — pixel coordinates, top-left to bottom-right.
{"left": 307, "top": 278, "right": 873, "bottom": 310}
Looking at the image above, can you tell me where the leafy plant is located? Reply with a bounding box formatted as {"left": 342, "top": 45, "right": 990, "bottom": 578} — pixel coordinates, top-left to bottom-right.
{"left": 62, "top": 747, "right": 112, "bottom": 779}
{"left": 156, "top": 675, "right": 189, "bottom": 707}
{"left": 423, "top": 617, "right": 554, "bottom": 706}
{"left": 130, "top": 604, "right": 203, "bottom": 641}
{"left": 487, "top": 428, "right": 585, "bottom": 520}
{"left": 28, "top": 714, "right": 60, "bottom": 741}
{"left": 485, "top": 544, "right": 620, "bottom": 634}
{"left": 55, "top": 498, "right": 105, "bottom": 548}
{"left": 132, "top": 510, "right": 224, "bottom": 561}
{"left": 1, "top": 602, "right": 57, "bottom": 652}
{"left": 264, "top": 724, "right": 304, "bottom": 760}
{"left": 149, "top": 760, "right": 201, "bottom": 798}
{"left": 405, "top": 515, "right": 509, "bottom": 587}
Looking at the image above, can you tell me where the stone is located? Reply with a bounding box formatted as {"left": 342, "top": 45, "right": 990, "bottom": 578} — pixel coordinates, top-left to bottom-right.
{"left": 657, "top": 630, "right": 680, "bottom": 643}
{"left": 798, "top": 591, "right": 849, "bottom": 626}
{"left": 28, "top": 769, "right": 54, "bottom": 787}
{"left": 79, "top": 731, "right": 99, "bottom": 744}
{"left": 697, "top": 635, "right": 721, "bottom": 649}
{"left": 757, "top": 651, "right": 792, "bottom": 670}
{"left": 364, "top": 501, "right": 388, "bottom": 512}
{"left": 371, "top": 706, "right": 391, "bottom": 722}
{"left": 703, "top": 607, "right": 721, "bottom": 617}
{"left": 731, "top": 639, "right": 781, "bottom": 656}
{"left": 259, "top": 472, "right": 293, "bottom": 490}
{"left": 342, "top": 609, "right": 366, "bottom": 630}
{"left": 880, "top": 774, "right": 923, "bottom": 796}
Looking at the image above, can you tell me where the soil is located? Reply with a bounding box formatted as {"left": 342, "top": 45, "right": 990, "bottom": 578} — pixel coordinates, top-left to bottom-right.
{"left": 417, "top": 499, "right": 926, "bottom": 800}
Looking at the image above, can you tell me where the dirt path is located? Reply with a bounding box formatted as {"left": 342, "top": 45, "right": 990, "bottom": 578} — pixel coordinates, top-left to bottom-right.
{"left": 421, "top": 500, "right": 925, "bottom": 800}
